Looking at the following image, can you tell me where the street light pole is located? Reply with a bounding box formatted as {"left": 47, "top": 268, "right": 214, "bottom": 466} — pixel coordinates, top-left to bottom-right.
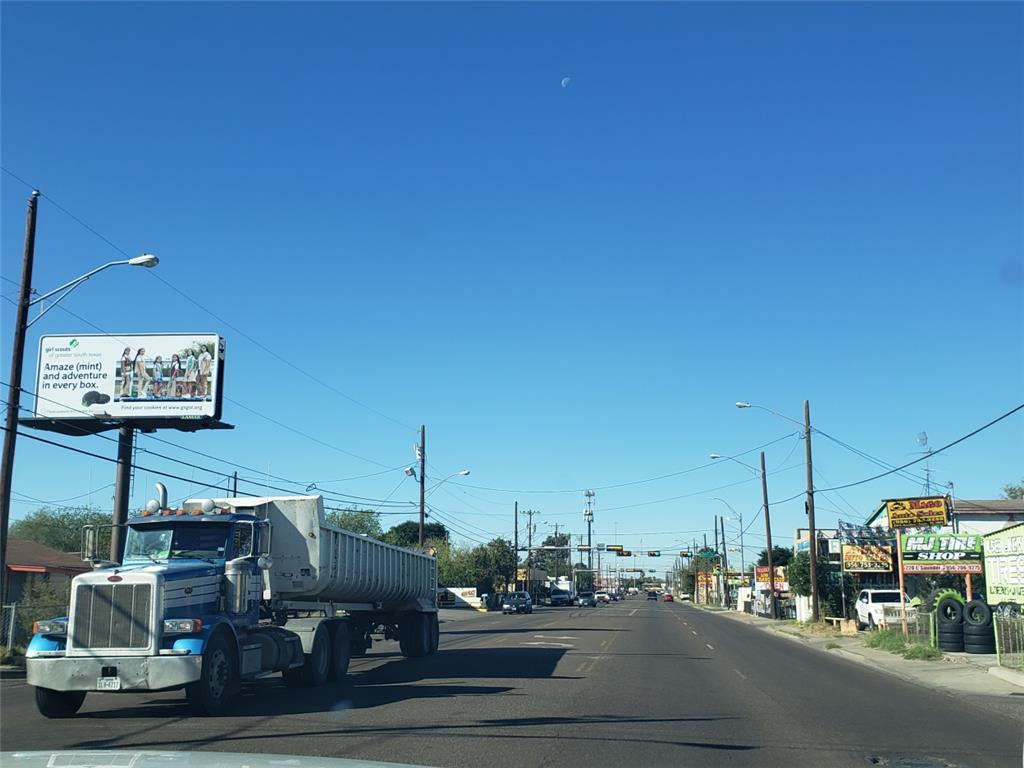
{"left": 0, "top": 191, "right": 40, "bottom": 600}
{"left": 418, "top": 424, "right": 426, "bottom": 547}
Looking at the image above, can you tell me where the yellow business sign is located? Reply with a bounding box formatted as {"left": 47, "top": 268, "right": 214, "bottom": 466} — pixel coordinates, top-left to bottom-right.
{"left": 885, "top": 496, "right": 950, "bottom": 528}
{"left": 842, "top": 544, "right": 893, "bottom": 573}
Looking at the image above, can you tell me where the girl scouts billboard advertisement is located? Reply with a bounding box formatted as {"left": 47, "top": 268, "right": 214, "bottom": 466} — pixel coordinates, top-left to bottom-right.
{"left": 34, "top": 333, "right": 223, "bottom": 421}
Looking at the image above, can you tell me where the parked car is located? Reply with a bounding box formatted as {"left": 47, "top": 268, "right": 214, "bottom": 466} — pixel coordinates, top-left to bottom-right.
{"left": 549, "top": 589, "right": 572, "bottom": 607}
{"left": 662, "top": 593, "right": 674, "bottom": 602}
{"left": 577, "top": 591, "right": 597, "bottom": 607}
{"left": 646, "top": 591, "right": 658, "bottom": 600}
{"left": 502, "top": 591, "right": 534, "bottom": 614}
{"left": 854, "top": 589, "right": 906, "bottom": 630}
{"left": 595, "top": 591, "right": 611, "bottom": 603}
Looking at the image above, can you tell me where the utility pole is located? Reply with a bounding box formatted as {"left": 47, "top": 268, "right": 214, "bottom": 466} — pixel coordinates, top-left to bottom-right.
{"left": 720, "top": 515, "right": 729, "bottom": 607}
{"left": 584, "top": 489, "right": 594, "bottom": 569}
{"left": 761, "top": 451, "right": 777, "bottom": 620}
{"left": 109, "top": 426, "right": 135, "bottom": 563}
{"left": 805, "top": 400, "right": 819, "bottom": 622}
{"left": 232, "top": 471, "right": 238, "bottom": 497}
{"left": 418, "top": 424, "right": 426, "bottom": 547}
{"left": 0, "top": 191, "right": 39, "bottom": 601}
{"left": 522, "top": 508, "right": 537, "bottom": 596}
{"left": 714, "top": 516, "right": 720, "bottom": 605}
{"left": 514, "top": 501, "right": 519, "bottom": 591}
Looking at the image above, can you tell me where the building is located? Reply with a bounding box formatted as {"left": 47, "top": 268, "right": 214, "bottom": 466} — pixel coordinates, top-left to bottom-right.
{"left": 5, "top": 538, "right": 89, "bottom": 603}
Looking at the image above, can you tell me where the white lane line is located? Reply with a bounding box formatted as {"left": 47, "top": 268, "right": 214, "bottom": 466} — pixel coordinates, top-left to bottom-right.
{"left": 629, "top": 609, "right": 637, "bottom": 616}
{"left": 706, "top": 643, "right": 714, "bottom": 650}
{"left": 523, "top": 641, "right": 574, "bottom": 648}
{"left": 691, "top": 630, "right": 698, "bottom": 635}
{"left": 734, "top": 668, "right": 747, "bottom": 679}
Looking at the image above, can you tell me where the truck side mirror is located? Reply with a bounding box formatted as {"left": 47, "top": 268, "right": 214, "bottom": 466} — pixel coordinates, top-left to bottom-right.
{"left": 259, "top": 521, "right": 272, "bottom": 556}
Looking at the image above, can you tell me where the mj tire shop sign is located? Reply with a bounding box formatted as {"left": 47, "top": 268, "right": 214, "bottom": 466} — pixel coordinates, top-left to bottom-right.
{"left": 900, "top": 533, "right": 983, "bottom": 574}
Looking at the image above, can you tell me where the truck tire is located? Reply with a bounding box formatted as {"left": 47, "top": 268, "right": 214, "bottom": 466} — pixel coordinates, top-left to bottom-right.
{"left": 330, "top": 622, "right": 351, "bottom": 681}
{"left": 428, "top": 613, "right": 439, "bottom": 654}
{"left": 936, "top": 598, "right": 963, "bottom": 626}
{"left": 34, "top": 687, "right": 86, "bottom": 718}
{"left": 964, "top": 623, "right": 994, "bottom": 639}
{"left": 287, "top": 624, "right": 330, "bottom": 687}
{"left": 964, "top": 600, "right": 992, "bottom": 626}
{"left": 964, "top": 640, "right": 996, "bottom": 654}
{"left": 399, "top": 613, "right": 429, "bottom": 658}
{"left": 185, "top": 631, "right": 238, "bottom": 716}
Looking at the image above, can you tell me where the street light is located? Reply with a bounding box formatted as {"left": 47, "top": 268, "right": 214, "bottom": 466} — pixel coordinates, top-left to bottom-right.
{"left": 426, "top": 469, "right": 470, "bottom": 494}
{"left": 737, "top": 398, "right": 819, "bottom": 621}
{"left": 0, "top": 189, "right": 159, "bottom": 597}
{"left": 709, "top": 452, "right": 761, "bottom": 475}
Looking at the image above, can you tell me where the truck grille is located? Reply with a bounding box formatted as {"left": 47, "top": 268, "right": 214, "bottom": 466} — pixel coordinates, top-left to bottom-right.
{"left": 71, "top": 583, "right": 152, "bottom": 649}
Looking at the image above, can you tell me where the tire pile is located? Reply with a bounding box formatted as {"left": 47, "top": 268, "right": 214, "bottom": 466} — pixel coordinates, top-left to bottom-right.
{"left": 935, "top": 596, "right": 996, "bottom": 654}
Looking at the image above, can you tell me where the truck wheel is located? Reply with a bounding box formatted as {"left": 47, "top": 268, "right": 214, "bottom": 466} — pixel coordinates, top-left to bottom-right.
{"left": 185, "top": 632, "right": 238, "bottom": 716}
{"left": 34, "top": 687, "right": 86, "bottom": 718}
{"left": 399, "top": 613, "right": 429, "bottom": 658}
{"left": 868, "top": 616, "right": 876, "bottom": 631}
{"left": 301, "top": 624, "right": 331, "bottom": 687}
{"left": 330, "top": 622, "right": 351, "bottom": 681}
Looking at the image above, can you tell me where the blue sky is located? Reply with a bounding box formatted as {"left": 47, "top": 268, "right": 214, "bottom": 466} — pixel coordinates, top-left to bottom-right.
{"left": 2, "top": 2, "right": 1021, "bottom": 569}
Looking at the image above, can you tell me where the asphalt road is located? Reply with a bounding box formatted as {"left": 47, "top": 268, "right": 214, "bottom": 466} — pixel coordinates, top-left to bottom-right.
{"left": 2, "top": 601, "right": 1022, "bottom": 767}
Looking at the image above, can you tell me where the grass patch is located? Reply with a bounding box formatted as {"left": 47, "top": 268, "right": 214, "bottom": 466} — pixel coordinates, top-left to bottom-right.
{"left": 825, "top": 641, "right": 840, "bottom": 650}
{"left": 901, "top": 644, "right": 942, "bottom": 661}
{"left": 864, "top": 628, "right": 907, "bottom": 653}
{"left": 791, "top": 620, "right": 840, "bottom": 636}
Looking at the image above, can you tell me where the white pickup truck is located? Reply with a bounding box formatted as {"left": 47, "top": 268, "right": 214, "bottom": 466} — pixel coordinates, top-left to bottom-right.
{"left": 854, "top": 589, "right": 906, "bottom": 630}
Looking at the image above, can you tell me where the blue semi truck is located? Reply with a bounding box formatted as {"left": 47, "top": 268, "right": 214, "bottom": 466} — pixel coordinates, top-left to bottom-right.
{"left": 25, "top": 485, "right": 439, "bottom": 717}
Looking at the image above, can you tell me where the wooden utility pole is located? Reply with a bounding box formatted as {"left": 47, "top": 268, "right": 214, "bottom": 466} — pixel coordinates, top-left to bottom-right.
{"left": 514, "top": 500, "right": 519, "bottom": 590}
{"left": 418, "top": 424, "right": 426, "bottom": 546}
{"left": 0, "top": 191, "right": 40, "bottom": 602}
{"left": 805, "top": 400, "right": 819, "bottom": 622}
{"left": 720, "top": 515, "right": 729, "bottom": 607}
{"left": 761, "top": 451, "right": 777, "bottom": 619}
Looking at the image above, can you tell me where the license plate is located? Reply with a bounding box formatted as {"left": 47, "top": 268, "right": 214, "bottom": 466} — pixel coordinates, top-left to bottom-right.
{"left": 97, "top": 677, "right": 121, "bottom": 691}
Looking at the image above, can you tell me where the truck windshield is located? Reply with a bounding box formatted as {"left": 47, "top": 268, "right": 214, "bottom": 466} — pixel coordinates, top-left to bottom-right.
{"left": 124, "top": 523, "right": 231, "bottom": 562}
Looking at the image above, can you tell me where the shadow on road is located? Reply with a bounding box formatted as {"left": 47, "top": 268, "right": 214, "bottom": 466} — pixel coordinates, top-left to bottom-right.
{"left": 442, "top": 626, "right": 630, "bottom": 636}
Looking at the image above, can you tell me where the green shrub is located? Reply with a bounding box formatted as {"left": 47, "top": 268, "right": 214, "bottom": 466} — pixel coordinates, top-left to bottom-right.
{"left": 825, "top": 641, "right": 840, "bottom": 650}
{"left": 864, "top": 628, "right": 906, "bottom": 653}
{"left": 901, "top": 644, "right": 942, "bottom": 660}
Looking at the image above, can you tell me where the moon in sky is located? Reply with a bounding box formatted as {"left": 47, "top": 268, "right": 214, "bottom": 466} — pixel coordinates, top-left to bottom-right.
{"left": 561, "top": 76, "right": 571, "bottom": 88}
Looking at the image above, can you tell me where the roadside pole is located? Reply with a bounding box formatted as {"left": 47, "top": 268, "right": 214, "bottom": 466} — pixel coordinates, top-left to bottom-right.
{"left": 805, "top": 400, "right": 819, "bottom": 622}
{"left": 514, "top": 501, "right": 519, "bottom": 591}
{"left": 720, "top": 516, "right": 728, "bottom": 607}
{"left": 761, "top": 452, "right": 777, "bottom": 619}
{"left": 417, "top": 425, "right": 426, "bottom": 547}
{"left": 896, "top": 529, "right": 909, "bottom": 638}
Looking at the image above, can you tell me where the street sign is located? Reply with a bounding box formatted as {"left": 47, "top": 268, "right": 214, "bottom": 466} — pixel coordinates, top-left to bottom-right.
{"left": 596, "top": 543, "right": 606, "bottom": 550}
{"left": 697, "top": 548, "right": 718, "bottom": 559}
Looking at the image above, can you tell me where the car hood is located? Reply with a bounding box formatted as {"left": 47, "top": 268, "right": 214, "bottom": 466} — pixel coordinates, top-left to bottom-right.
{"left": 2, "top": 752, "right": 424, "bottom": 768}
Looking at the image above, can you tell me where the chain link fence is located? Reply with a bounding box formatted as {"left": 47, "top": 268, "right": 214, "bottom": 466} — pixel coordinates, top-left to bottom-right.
{"left": 881, "top": 604, "right": 933, "bottom": 645}
{"left": 994, "top": 615, "right": 1024, "bottom": 670}
{"left": 1, "top": 601, "right": 69, "bottom": 656}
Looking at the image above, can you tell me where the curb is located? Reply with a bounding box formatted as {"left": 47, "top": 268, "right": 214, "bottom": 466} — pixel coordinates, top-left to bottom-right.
{"left": 988, "top": 665, "right": 1024, "bottom": 688}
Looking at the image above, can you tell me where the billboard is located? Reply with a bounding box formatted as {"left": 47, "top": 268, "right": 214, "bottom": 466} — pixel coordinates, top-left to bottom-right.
{"left": 754, "top": 566, "right": 789, "bottom": 590}
{"left": 34, "top": 334, "right": 223, "bottom": 421}
{"left": 884, "top": 496, "right": 950, "bottom": 528}
{"left": 900, "top": 533, "right": 983, "bottom": 574}
{"left": 983, "top": 523, "right": 1024, "bottom": 603}
{"left": 842, "top": 544, "right": 893, "bottom": 573}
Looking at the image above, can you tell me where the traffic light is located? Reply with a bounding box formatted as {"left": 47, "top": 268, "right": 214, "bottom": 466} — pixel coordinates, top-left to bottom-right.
{"left": 647, "top": 551, "right": 661, "bottom": 557}
{"left": 679, "top": 551, "right": 692, "bottom": 558}
{"left": 617, "top": 550, "right": 632, "bottom": 557}
{"left": 606, "top": 544, "right": 624, "bottom": 552}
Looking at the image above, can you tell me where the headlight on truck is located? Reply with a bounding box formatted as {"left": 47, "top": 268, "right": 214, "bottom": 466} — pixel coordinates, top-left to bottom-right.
{"left": 163, "top": 618, "right": 202, "bottom": 635}
{"left": 33, "top": 619, "right": 67, "bottom": 636}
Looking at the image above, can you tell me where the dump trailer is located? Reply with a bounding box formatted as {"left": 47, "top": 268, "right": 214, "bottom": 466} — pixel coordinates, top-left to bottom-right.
{"left": 25, "top": 486, "right": 439, "bottom": 717}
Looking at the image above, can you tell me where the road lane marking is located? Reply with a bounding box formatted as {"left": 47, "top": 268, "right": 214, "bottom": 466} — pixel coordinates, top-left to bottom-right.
{"left": 534, "top": 635, "right": 577, "bottom": 640}
{"left": 523, "top": 641, "right": 573, "bottom": 648}
{"left": 706, "top": 643, "right": 714, "bottom": 650}
{"left": 691, "top": 630, "right": 698, "bottom": 635}
{"left": 629, "top": 609, "right": 637, "bottom": 616}
{"left": 734, "top": 668, "right": 747, "bottom": 679}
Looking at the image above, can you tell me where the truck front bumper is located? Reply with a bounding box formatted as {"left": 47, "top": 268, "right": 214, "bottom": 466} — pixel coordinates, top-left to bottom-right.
{"left": 27, "top": 654, "right": 202, "bottom": 692}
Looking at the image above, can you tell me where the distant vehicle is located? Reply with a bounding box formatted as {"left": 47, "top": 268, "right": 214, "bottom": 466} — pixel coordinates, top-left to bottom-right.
{"left": 662, "top": 594, "right": 674, "bottom": 602}
{"left": 627, "top": 587, "right": 639, "bottom": 596}
{"left": 855, "top": 589, "right": 906, "bottom": 630}
{"left": 595, "top": 591, "right": 611, "bottom": 603}
{"left": 502, "top": 591, "right": 534, "bottom": 614}
{"left": 548, "top": 589, "right": 572, "bottom": 607}
{"left": 646, "top": 591, "right": 658, "bottom": 600}
{"left": 577, "top": 591, "right": 597, "bottom": 607}
{"left": 679, "top": 593, "right": 692, "bottom": 601}
{"left": 612, "top": 592, "right": 624, "bottom": 601}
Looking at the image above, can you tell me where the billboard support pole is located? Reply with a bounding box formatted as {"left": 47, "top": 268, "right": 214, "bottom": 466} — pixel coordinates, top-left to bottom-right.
{"left": 0, "top": 191, "right": 39, "bottom": 605}
{"left": 110, "top": 425, "right": 134, "bottom": 563}
{"left": 896, "top": 530, "right": 909, "bottom": 639}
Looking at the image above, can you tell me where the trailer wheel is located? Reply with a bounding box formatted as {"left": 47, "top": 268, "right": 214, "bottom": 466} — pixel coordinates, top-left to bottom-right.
{"left": 400, "top": 613, "right": 429, "bottom": 658}
{"left": 34, "top": 687, "right": 86, "bottom": 718}
{"left": 186, "top": 631, "right": 238, "bottom": 716}
{"left": 330, "top": 622, "right": 352, "bottom": 681}
{"left": 296, "top": 624, "right": 331, "bottom": 687}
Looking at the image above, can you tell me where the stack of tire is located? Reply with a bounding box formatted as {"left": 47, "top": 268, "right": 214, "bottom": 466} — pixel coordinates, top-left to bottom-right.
{"left": 935, "top": 595, "right": 996, "bottom": 654}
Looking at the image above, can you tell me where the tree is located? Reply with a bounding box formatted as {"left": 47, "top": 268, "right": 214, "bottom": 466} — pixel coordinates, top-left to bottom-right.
{"left": 382, "top": 520, "right": 448, "bottom": 548}
{"left": 757, "top": 546, "right": 793, "bottom": 568}
{"left": 324, "top": 507, "right": 383, "bottom": 538}
{"left": 574, "top": 562, "right": 595, "bottom": 591}
{"left": 1003, "top": 479, "right": 1024, "bottom": 500}
{"left": 10, "top": 506, "right": 111, "bottom": 554}
{"left": 534, "top": 533, "right": 570, "bottom": 578}
{"left": 786, "top": 551, "right": 854, "bottom": 618}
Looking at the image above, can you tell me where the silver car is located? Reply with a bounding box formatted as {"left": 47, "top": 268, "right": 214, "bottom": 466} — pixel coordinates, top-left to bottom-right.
{"left": 577, "top": 591, "right": 597, "bottom": 607}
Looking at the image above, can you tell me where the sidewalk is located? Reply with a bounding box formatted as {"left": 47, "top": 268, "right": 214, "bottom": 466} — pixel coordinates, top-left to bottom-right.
{"left": 699, "top": 605, "right": 1024, "bottom": 698}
